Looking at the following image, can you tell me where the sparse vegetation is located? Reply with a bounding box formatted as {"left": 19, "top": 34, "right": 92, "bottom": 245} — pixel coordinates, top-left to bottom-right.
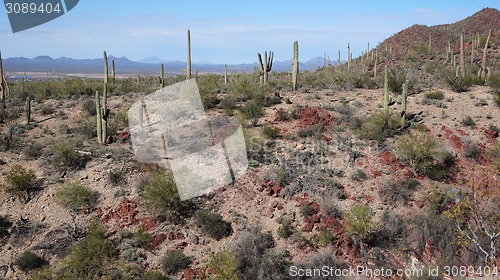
{"left": 2, "top": 164, "right": 37, "bottom": 203}
{"left": 194, "top": 209, "right": 232, "bottom": 240}
{"left": 14, "top": 250, "right": 48, "bottom": 272}
{"left": 424, "top": 91, "right": 444, "bottom": 100}
{"left": 462, "top": 115, "right": 476, "bottom": 127}
{"left": 161, "top": 250, "right": 191, "bottom": 274}
{"left": 55, "top": 182, "right": 99, "bottom": 212}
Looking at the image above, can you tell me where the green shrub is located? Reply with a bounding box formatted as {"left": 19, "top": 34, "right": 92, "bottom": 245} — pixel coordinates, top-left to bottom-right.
{"left": 49, "top": 137, "right": 87, "bottom": 170}
{"left": 350, "top": 169, "right": 367, "bottom": 181}
{"left": 310, "top": 230, "right": 334, "bottom": 247}
{"left": 488, "top": 141, "right": 500, "bottom": 171}
{"left": 131, "top": 227, "right": 151, "bottom": 249}
{"left": 379, "top": 178, "right": 420, "bottom": 206}
{"left": 462, "top": 116, "right": 476, "bottom": 127}
{"left": 424, "top": 91, "right": 444, "bottom": 100}
{"left": 161, "top": 250, "right": 191, "bottom": 274}
{"left": 241, "top": 99, "right": 264, "bottom": 126}
{"left": 462, "top": 138, "right": 481, "bottom": 159}
{"left": 3, "top": 164, "right": 37, "bottom": 202}
{"left": 139, "top": 169, "right": 190, "bottom": 223}
{"left": 82, "top": 98, "right": 97, "bottom": 116}
{"left": 141, "top": 271, "right": 172, "bottom": 280}
{"left": 208, "top": 250, "right": 240, "bottom": 280}
{"left": 300, "top": 204, "right": 316, "bottom": 218}
{"left": 344, "top": 204, "right": 376, "bottom": 242}
{"left": 14, "top": 250, "right": 48, "bottom": 272}
{"left": 297, "top": 123, "right": 324, "bottom": 138}
{"left": 108, "top": 169, "right": 125, "bottom": 185}
{"left": 55, "top": 182, "right": 99, "bottom": 212}
{"left": 0, "top": 215, "right": 12, "bottom": 238}
{"left": 395, "top": 131, "right": 438, "bottom": 174}
{"left": 494, "top": 94, "right": 500, "bottom": 107}
{"left": 24, "top": 141, "right": 44, "bottom": 159}
{"left": 387, "top": 69, "right": 407, "bottom": 94}
{"left": 356, "top": 112, "right": 401, "bottom": 142}
{"left": 277, "top": 217, "right": 294, "bottom": 239}
{"left": 59, "top": 221, "right": 117, "bottom": 279}
{"left": 40, "top": 104, "right": 55, "bottom": 115}
{"left": 262, "top": 125, "right": 279, "bottom": 139}
{"left": 442, "top": 69, "right": 471, "bottom": 92}
{"left": 194, "top": 210, "right": 232, "bottom": 240}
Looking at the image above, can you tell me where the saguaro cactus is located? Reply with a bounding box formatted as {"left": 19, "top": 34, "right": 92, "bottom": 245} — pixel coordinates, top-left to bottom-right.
{"left": 111, "top": 59, "right": 116, "bottom": 82}
{"left": 160, "top": 63, "right": 164, "bottom": 88}
{"left": 459, "top": 33, "right": 465, "bottom": 78}
{"left": 26, "top": 96, "right": 31, "bottom": 125}
{"left": 337, "top": 49, "right": 341, "bottom": 67}
{"left": 373, "top": 50, "right": 378, "bottom": 78}
{"left": 347, "top": 43, "right": 351, "bottom": 72}
{"left": 478, "top": 29, "right": 491, "bottom": 80}
{"left": 257, "top": 51, "right": 273, "bottom": 85}
{"left": 292, "top": 41, "right": 299, "bottom": 91}
{"left": 187, "top": 29, "right": 191, "bottom": 80}
{"left": 224, "top": 64, "right": 228, "bottom": 85}
{"left": 383, "top": 65, "right": 389, "bottom": 115}
{"left": 401, "top": 80, "right": 408, "bottom": 126}
{"left": 0, "top": 51, "right": 4, "bottom": 104}
{"left": 96, "top": 51, "right": 109, "bottom": 144}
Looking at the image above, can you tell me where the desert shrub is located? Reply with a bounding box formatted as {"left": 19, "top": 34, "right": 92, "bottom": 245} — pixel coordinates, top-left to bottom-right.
{"left": 139, "top": 168, "right": 191, "bottom": 223}
{"left": 197, "top": 74, "right": 223, "bottom": 109}
{"left": 277, "top": 217, "right": 294, "bottom": 239}
{"left": 0, "top": 215, "right": 12, "bottom": 238}
{"left": 58, "top": 221, "right": 117, "bottom": 279}
{"left": 72, "top": 114, "right": 96, "bottom": 139}
{"left": 0, "top": 122, "right": 22, "bottom": 151}
{"left": 495, "top": 94, "right": 500, "bottom": 107}
{"left": 108, "top": 110, "right": 129, "bottom": 136}
{"left": 141, "top": 271, "right": 172, "bottom": 280}
{"left": 442, "top": 69, "right": 471, "bottom": 92}
{"left": 489, "top": 141, "right": 500, "bottom": 170}
{"left": 194, "top": 210, "right": 232, "bottom": 240}
{"left": 387, "top": 69, "right": 407, "bottom": 93}
{"left": 24, "top": 141, "right": 44, "bottom": 159}
{"left": 3, "top": 164, "right": 37, "bottom": 202}
{"left": 14, "top": 250, "right": 48, "bottom": 272}
{"left": 161, "top": 250, "right": 191, "bottom": 274}
{"left": 55, "top": 182, "right": 99, "bottom": 212}
{"left": 229, "top": 75, "right": 262, "bottom": 101}
{"left": 309, "top": 230, "right": 334, "bottom": 247}
{"left": 82, "top": 98, "right": 97, "bottom": 116}
{"left": 108, "top": 169, "right": 125, "bottom": 185}
{"left": 294, "top": 248, "right": 345, "bottom": 280}
{"left": 40, "top": 104, "right": 55, "bottom": 115}
{"left": 489, "top": 71, "right": 500, "bottom": 93}
{"left": 395, "top": 130, "right": 449, "bottom": 175}
{"left": 427, "top": 187, "right": 455, "bottom": 215}
{"left": 379, "top": 178, "right": 420, "bottom": 206}
{"left": 424, "top": 91, "right": 444, "bottom": 100}
{"left": 231, "top": 226, "right": 289, "bottom": 279}
{"left": 344, "top": 204, "right": 376, "bottom": 242}
{"left": 297, "top": 123, "right": 324, "bottom": 138}
{"left": 350, "top": 168, "right": 367, "bottom": 181}
{"left": 49, "top": 137, "right": 87, "bottom": 170}
{"left": 462, "top": 116, "right": 476, "bottom": 127}
{"left": 356, "top": 111, "right": 401, "bottom": 142}
{"left": 130, "top": 227, "right": 151, "bottom": 249}
{"left": 262, "top": 125, "right": 279, "bottom": 139}
{"left": 208, "top": 250, "right": 240, "bottom": 280}
{"left": 141, "top": 270, "right": 171, "bottom": 280}
{"left": 241, "top": 99, "right": 264, "bottom": 127}
{"left": 374, "top": 211, "right": 405, "bottom": 248}
{"left": 300, "top": 204, "right": 316, "bottom": 218}
{"left": 462, "top": 138, "right": 481, "bottom": 159}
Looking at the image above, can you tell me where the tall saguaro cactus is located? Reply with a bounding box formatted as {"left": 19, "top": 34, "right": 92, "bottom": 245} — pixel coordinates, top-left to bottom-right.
{"left": 0, "top": 51, "right": 4, "bottom": 104}
{"left": 383, "top": 65, "right": 389, "bottom": 115}
{"left": 111, "top": 59, "right": 116, "bottom": 82}
{"left": 224, "top": 64, "right": 228, "bottom": 85}
{"left": 257, "top": 51, "right": 273, "bottom": 85}
{"left": 96, "top": 51, "right": 109, "bottom": 145}
{"left": 347, "top": 43, "right": 351, "bottom": 72}
{"left": 459, "top": 33, "right": 465, "bottom": 78}
{"left": 160, "top": 63, "right": 165, "bottom": 88}
{"left": 478, "top": 29, "right": 491, "bottom": 80}
{"left": 26, "top": 96, "right": 31, "bottom": 125}
{"left": 292, "top": 41, "right": 299, "bottom": 91}
{"left": 187, "top": 29, "right": 191, "bottom": 80}
{"left": 401, "top": 80, "right": 409, "bottom": 126}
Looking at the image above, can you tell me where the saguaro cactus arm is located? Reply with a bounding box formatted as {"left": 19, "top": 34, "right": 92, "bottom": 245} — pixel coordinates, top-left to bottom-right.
{"left": 383, "top": 65, "right": 389, "bottom": 115}
{"left": 401, "top": 80, "right": 408, "bottom": 125}
{"left": 292, "top": 41, "right": 299, "bottom": 91}
{"left": 257, "top": 51, "right": 273, "bottom": 84}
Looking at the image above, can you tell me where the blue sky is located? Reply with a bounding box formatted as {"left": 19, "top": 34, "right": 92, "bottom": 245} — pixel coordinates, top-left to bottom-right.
{"left": 1, "top": 1, "right": 499, "bottom": 64}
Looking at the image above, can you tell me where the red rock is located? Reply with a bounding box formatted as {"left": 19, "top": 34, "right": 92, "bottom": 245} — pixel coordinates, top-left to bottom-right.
{"left": 401, "top": 168, "right": 414, "bottom": 178}
{"left": 271, "top": 201, "right": 278, "bottom": 208}
{"left": 310, "top": 214, "right": 320, "bottom": 223}
{"left": 310, "top": 201, "right": 321, "bottom": 212}
{"left": 150, "top": 233, "right": 167, "bottom": 249}
{"left": 322, "top": 216, "right": 339, "bottom": 229}
{"left": 266, "top": 211, "right": 274, "bottom": 219}
{"left": 184, "top": 268, "right": 196, "bottom": 280}
{"left": 279, "top": 188, "right": 287, "bottom": 198}
{"left": 302, "top": 222, "right": 314, "bottom": 232}
{"left": 370, "top": 169, "right": 382, "bottom": 178}
{"left": 380, "top": 151, "right": 398, "bottom": 165}
{"left": 485, "top": 129, "right": 499, "bottom": 139}
{"left": 167, "top": 231, "right": 175, "bottom": 240}
{"left": 320, "top": 134, "right": 332, "bottom": 142}
{"left": 277, "top": 203, "right": 284, "bottom": 210}
{"left": 257, "top": 185, "right": 264, "bottom": 192}
{"left": 175, "top": 241, "right": 187, "bottom": 249}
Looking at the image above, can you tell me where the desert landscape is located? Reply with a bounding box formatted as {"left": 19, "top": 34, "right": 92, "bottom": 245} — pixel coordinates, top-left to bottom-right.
{"left": 0, "top": 7, "right": 499, "bottom": 280}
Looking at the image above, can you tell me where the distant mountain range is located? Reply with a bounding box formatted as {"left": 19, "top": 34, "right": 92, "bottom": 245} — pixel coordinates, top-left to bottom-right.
{"left": 2, "top": 55, "right": 336, "bottom": 75}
